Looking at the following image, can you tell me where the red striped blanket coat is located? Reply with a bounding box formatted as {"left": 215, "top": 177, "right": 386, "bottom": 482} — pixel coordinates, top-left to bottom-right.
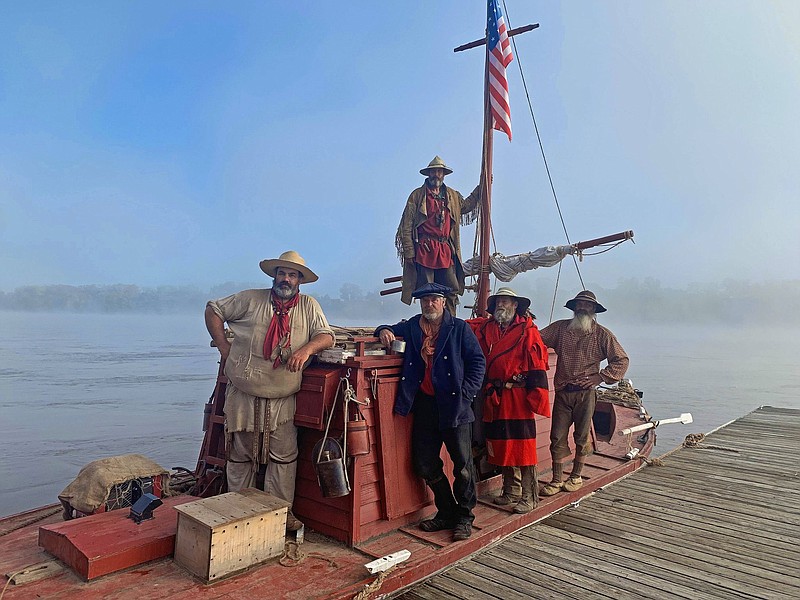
{"left": 468, "top": 315, "right": 551, "bottom": 466}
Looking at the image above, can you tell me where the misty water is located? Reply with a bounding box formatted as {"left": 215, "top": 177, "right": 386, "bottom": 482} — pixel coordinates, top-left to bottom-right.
{"left": 1, "top": 310, "right": 798, "bottom": 518}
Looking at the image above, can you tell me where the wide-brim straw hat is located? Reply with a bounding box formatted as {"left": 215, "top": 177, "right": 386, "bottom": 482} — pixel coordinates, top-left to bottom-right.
{"left": 420, "top": 155, "right": 453, "bottom": 176}
{"left": 565, "top": 290, "right": 607, "bottom": 313}
{"left": 259, "top": 250, "right": 319, "bottom": 283}
{"left": 487, "top": 287, "right": 531, "bottom": 316}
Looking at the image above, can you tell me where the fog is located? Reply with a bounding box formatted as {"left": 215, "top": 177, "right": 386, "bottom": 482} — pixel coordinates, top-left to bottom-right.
{"left": 2, "top": 277, "right": 798, "bottom": 332}
{"left": 2, "top": 2, "right": 799, "bottom": 299}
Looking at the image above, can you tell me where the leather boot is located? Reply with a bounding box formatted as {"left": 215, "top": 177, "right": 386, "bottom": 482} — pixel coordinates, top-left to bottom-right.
{"left": 493, "top": 466, "right": 522, "bottom": 505}
{"left": 419, "top": 475, "right": 458, "bottom": 531}
{"left": 513, "top": 466, "right": 538, "bottom": 514}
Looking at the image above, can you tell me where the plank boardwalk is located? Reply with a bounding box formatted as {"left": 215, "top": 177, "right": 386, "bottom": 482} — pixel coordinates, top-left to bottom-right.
{"left": 398, "top": 406, "right": 800, "bottom": 600}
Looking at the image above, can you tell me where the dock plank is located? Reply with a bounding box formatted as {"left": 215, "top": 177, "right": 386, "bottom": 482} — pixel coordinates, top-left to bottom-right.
{"left": 398, "top": 406, "right": 800, "bottom": 600}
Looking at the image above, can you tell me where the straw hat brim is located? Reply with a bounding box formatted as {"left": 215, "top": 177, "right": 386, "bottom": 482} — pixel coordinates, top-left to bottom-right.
{"left": 420, "top": 166, "right": 453, "bottom": 176}
{"left": 259, "top": 258, "right": 319, "bottom": 283}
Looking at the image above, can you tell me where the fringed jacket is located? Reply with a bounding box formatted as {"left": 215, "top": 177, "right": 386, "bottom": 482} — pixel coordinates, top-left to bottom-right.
{"left": 395, "top": 183, "right": 481, "bottom": 305}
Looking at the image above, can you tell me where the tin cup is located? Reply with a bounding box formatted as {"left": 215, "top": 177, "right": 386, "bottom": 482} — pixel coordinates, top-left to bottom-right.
{"left": 391, "top": 339, "right": 406, "bottom": 353}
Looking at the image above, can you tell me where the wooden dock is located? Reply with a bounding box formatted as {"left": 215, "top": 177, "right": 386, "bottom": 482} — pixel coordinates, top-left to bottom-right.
{"left": 398, "top": 406, "right": 800, "bottom": 600}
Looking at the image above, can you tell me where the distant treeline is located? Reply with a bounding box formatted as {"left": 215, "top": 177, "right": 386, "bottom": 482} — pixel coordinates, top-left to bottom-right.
{"left": 0, "top": 278, "right": 797, "bottom": 325}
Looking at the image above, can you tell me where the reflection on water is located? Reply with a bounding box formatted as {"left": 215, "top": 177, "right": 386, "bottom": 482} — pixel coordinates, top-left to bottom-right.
{"left": 1, "top": 310, "right": 798, "bottom": 517}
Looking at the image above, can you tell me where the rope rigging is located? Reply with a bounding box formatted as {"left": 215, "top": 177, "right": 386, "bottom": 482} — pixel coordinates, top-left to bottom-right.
{"left": 502, "top": 0, "right": 585, "bottom": 290}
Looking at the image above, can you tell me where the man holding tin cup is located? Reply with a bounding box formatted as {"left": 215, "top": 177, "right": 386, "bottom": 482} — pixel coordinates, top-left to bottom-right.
{"left": 375, "top": 282, "right": 485, "bottom": 542}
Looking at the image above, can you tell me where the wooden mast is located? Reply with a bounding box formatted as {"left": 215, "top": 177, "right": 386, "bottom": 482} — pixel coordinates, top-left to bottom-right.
{"left": 476, "top": 25, "right": 494, "bottom": 317}
{"left": 455, "top": 20, "right": 538, "bottom": 316}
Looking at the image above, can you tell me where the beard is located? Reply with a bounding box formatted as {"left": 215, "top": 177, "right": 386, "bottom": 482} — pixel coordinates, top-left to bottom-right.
{"left": 567, "top": 310, "right": 595, "bottom": 334}
{"left": 272, "top": 280, "right": 299, "bottom": 300}
{"left": 426, "top": 176, "right": 443, "bottom": 189}
{"left": 422, "top": 307, "right": 444, "bottom": 322}
{"left": 493, "top": 306, "right": 515, "bottom": 325}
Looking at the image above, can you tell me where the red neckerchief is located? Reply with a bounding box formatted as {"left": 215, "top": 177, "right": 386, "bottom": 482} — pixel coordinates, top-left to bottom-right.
{"left": 263, "top": 292, "right": 300, "bottom": 368}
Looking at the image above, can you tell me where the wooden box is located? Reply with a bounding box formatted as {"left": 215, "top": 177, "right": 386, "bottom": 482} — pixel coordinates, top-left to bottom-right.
{"left": 294, "top": 365, "right": 342, "bottom": 430}
{"left": 173, "top": 489, "right": 290, "bottom": 582}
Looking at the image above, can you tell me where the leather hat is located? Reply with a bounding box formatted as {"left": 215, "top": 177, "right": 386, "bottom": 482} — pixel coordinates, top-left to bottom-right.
{"left": 565, "top": 290, "right": 606, "bottom": 313}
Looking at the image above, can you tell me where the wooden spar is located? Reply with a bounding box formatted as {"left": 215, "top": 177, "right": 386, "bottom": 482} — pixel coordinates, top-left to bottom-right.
{"left": 453, "top": 24, "right": 539, "bottom": 53}
{"left": 574, "top": 230, "right": 634, "bottom": 251}
{"left": 380, "top": 230, "right": 635, "bottom": 295}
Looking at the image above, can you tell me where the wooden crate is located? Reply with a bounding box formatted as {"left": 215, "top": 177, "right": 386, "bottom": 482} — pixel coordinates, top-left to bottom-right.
{"left": 173, "top": 489, "right": 290, "bottom": 582}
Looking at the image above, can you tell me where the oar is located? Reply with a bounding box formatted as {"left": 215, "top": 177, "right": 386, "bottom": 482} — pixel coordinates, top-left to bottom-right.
{"left": 619, "top": 413, "right": 693, "bottom": 436}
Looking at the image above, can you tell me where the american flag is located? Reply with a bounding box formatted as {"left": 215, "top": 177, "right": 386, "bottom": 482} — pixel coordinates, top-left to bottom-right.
{"left": 487, "top": 0, "right": 513, "bottom": 141}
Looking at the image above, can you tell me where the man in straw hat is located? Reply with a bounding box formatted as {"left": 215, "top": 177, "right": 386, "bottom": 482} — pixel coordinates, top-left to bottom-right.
{"left": 467, "top": 288, "right": 551, "bottom": 514}
{"left": 205, "top": 250, "right": 334, "bottom": 530}
{"left": 396, "top": 156, "right": 481, "bottom": 315}
{"left": 538, "top": 290, "right": 628, "bottom": 495}
{"left": 375, "top": 282, "right": 485, "bottom": 541}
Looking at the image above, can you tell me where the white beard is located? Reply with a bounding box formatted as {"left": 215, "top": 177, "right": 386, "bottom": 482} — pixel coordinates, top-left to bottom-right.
{"left": 423, "top": 309, "right": 444, "bottom": 322}
{"left": 567, "top": 311, "right": 595, "bottom": 334}
{"left": 493, "top": 307, "right": 515, "bottom": 325}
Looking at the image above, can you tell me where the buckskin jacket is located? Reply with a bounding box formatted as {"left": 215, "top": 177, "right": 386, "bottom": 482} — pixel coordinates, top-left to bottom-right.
{"left": 395, "top": 183, "right": 481, "bottom": 305}
{"left": 374, "top": 311, "right": 485, "bottom": 430}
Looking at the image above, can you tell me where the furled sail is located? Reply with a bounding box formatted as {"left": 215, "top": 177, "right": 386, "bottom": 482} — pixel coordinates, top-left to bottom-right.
{"left": 462, "top": 245, "right": 576, "bottom": 282}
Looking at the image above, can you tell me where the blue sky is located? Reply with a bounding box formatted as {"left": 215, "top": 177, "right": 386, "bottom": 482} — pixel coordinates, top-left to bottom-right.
{"left": 2, "top": 1, "right": 799, "bottom": 300}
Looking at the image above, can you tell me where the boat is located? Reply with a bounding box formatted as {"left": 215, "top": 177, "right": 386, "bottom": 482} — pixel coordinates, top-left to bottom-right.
{"left": 0, "top": 4, "right": 667, "bottom": 599}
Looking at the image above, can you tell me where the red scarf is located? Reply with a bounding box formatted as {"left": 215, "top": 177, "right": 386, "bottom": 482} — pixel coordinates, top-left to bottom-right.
{"left": 263, "top": 292, "right": 300, "bottom": 368}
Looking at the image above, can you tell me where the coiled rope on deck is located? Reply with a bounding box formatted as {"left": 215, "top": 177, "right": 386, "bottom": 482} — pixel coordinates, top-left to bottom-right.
{"left": 682, "top": 433, "right": 740, "bottom": 453}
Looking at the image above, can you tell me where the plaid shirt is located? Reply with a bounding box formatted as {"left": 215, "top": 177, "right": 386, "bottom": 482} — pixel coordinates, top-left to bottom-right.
{"left": 539, "top": 319, "right": 629, "bottom": 391}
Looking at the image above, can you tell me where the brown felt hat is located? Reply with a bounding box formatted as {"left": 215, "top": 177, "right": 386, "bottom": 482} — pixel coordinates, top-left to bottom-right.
{"left": 565, "top": 290, "right": 606, "bottom": 313}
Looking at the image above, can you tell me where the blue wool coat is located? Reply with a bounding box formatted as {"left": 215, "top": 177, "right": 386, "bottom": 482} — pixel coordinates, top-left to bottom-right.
{"left": 375, "top": 312, "right": 486, "bottom": 430}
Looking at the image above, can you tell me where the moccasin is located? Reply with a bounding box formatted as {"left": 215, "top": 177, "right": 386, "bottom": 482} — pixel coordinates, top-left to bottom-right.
{"left": 540, "top": 481, "right": 564, "bottom": 496}
{"left": 493, "top": 493, "right": 521, "bottom": 506}
{"left": 513, "top": 498, "right": 536, "bottom": 514}
{"left": 563, "top": 476, "right": 583, "bottom": 492}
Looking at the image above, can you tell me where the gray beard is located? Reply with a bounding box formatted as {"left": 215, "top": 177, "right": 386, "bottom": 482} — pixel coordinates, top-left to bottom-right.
{"left": 493, "top": 307, "right": 515, "bottom": 325}
{"left": 272, "top": 284, "right": 298, "bottom": 300}
{"left": 426, "top": 176, "right": 443, "bottom": 189}
{"left": 423, "top": 309, "right": 444, "bottom": 322}
{"left": 568, "top": 311, "right": 595, "bottom": 334}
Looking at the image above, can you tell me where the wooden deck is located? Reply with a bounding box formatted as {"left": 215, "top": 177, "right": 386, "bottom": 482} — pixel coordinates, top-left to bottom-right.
{"left": 398, "top": 406, "right": 800, "bottom": 600}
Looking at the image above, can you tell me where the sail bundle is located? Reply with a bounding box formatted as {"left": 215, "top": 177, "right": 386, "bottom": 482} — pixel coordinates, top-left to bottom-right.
{"left": 462, "top": 245, "right": 576, "bottom": 282}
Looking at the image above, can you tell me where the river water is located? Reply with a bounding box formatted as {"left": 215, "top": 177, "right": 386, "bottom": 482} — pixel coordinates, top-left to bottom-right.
{"left": 1, "top": 310, "right": 798, "bottom": 517}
